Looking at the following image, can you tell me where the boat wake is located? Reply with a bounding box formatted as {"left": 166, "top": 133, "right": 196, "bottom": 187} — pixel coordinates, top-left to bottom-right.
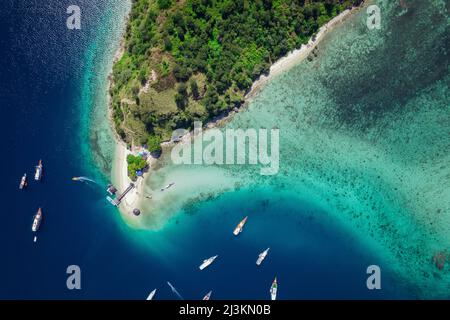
{"left": 72, "top": 176, "right": 97, "bottom": 184}
{"left": 167, "top": 281, "right": 184, "bottom": 300}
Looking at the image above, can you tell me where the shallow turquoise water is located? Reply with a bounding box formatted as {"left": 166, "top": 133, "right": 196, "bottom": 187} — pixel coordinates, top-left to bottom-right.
{"left": 128, "top": 0, "right": 449, "bottom": 298}
{"left": 2, "top": 0, "right": 440, "bottom": 300}
{"left": 80, "top": 1, "right": 130, "bottom": 180}
{"left": 1, "top": 0, "right": 440, "bottom": 300}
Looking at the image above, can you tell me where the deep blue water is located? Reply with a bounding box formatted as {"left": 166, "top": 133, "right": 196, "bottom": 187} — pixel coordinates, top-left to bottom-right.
{"left": 0, "top": 1, "right": 414, "bottom": 299}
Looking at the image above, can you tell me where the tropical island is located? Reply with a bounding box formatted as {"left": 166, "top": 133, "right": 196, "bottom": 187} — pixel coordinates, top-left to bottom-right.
{"left": 109, "top": 0, "right": 365, "bottom": 217}
{"left": 110, "top": 0, "right": 363, "bottom": 150}
{"left": 102, "top": 0, "right": 450, "bottom": 299}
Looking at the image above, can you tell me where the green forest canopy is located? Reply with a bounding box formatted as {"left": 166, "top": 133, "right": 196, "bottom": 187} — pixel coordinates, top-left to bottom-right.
{"left": 126, "top": 154, "right": 147, "bottom": 180}
{"left": 111, "top": 0, "right": 362, "bottom": 146}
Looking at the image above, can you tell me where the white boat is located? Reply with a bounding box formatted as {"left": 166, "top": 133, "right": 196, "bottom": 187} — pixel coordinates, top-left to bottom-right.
{"left": 34, "top": 160, "right": 43, "bottom": 181}
{"left": 199, "top": 255, "right": 218, "bottom": 270}
{"left": 233, "top": 216, "right": 248, "bottom": 235}
{"left": 270, "top": 277, "right": 277, "bottom": 301}
{"left": 32, "top": 207, "right": 42, "bottom": 232}
{"left": 202, "top": 290, "right": 212, "bottom": 300}
{"left": 161, "top": 182, "right": 175, "bottom": 191}
{"left": 19, "top": 173, "right": 27, "bottom": 189}
{"left": 146, "top": 289, "right": 156, "bottom": 300}
{"left": 106, "top": 195, "right": 119, "bottom": 206}
{"left": 256, "top": 248, "right": 270, "bottom": 266}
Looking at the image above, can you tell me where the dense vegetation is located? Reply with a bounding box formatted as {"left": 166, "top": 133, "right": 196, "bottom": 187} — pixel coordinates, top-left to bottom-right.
{"left": 110, "top": 0, "right": 362, "bottom": 146}
{"left": 126, "top": 154, "right": 148, "bottom": 180}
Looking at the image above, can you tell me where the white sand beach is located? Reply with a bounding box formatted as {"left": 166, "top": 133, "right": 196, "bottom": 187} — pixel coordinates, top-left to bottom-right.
{"left": 111, "top": 142, "right": 151, "bottom": 221}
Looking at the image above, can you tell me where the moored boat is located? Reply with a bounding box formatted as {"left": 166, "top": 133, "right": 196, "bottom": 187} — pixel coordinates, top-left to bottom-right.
{"left": 106, "top": 184, "right": 117, "bottom": 195}
{"left": 161, "top": 182, "right": 175, "bottom": 191}
{"left": 233, "top": 216, "right": 248, "bottom": 235}
{"left": 202, "top": 290, "right": 212, "bottom": 300}
{"left": 199, "top": 255, "right": 218, "bottom": 270}
{"left": 34, "top": 160, "right": 43, "bottom": 181}
{"left": 32, "top": 207, "right": 42, "bottom": 232}
{"left": 256, "top": 248, "right": 270, "bottom": 266}
{"left": 270, "top": 277, "right": 277, "bottom": 300}
{"left": 19, "top": 173, "right": 27, "bottom": 189}
{"left": 146, "top": 289, "right": 156, "bottom": 300}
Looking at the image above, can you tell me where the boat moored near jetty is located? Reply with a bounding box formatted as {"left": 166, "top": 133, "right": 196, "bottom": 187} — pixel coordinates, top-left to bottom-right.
{"left": 146, "top": 289, "right": 156, "bottom": 300}
{"left": 32, "top": 207, "right": 42, "bottom": 232}
{"left": 256, "top": 248, "right": 270, "bottom": 266}
{"left": 19, "top": 173, "right": 27, "bottom": 189}
{"left": 233, "top": 216, "right": 248, "bottom": 235}
{"left": 270, "top": 278, "right": 277, "bottom": 300}
{"left": 199, "top": 255, "right": 218, "bottom": 270}
{"left": 202, "top": 291, "right": 212, "bottom": 300}
{"left": 106, "top": 184, "right": 117, "bottom": 195}
{"left": 34, "top": 160, "right": 43, "bottom": 181}
{"left": 106, "top": 183, "right": 134, "bottom": 206}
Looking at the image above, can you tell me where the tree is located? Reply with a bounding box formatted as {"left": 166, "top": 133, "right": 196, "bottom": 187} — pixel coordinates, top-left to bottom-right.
{"left": 138, "top": 69, "right": 147, "bottom": 84}
{"left": 173, "top": 64, "right": 191, "bottom": 81}
{"left": 157, "top": 0, "right": 172, "bottom": 10}
{"left": 163, "top": 37, "right": 172, "bottom": 51}
{"left": 147, "top": 135, "right": 162, "bottom": 154}
{"left": 126, "top": 154, "right": 147, "bottom": 180}
{"left": 131, "top": 83, "right": 140, "bottom": 96}
{"left": 175, "top": 93, "right": 187, "bottom": 109}
{"left": 177, "top": 82, "right": 188, "bottom": 96}
{"left": 235, "top": 72, "right": 252, "bottom": 90}
{"left": 190, "top": 79, "right": 199, "bottom": 99}
{"left": 111, "top": 0, "right": 362, "bottom": 148}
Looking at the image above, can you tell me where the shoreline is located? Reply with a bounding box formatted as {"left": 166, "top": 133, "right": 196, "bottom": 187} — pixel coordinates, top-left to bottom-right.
{"left": 245, "top": 6, "right": 361, "bottom": 100}
{"left": 111, "top": 142, "right": 153, "bottom": 221}
{"left": 107, "top": 6, "right": 149, "bottom": 221}
{"left": 110, "top": 4, "right": 363, "bottom": 218}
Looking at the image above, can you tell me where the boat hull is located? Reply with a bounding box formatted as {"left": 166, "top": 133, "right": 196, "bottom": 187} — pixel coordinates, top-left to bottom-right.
{"left": 199, "top": 255, "right": 218, "bottom": 270}
{"left": 34, "top": 166, "right": 42, "bottom": 180}
{"left": 19, "top": 174, "right": 27, "bottom": 189}
{"left": 203, "top": 291, "right": 212, "bottom": 300}
{"left": 270, "top": 278, "right": 277, "bottom": 300}
{"left": 146, "top": 289, "right": 156, "bottom": 300}
{"left": 32, "top": 208, "right": 42, "bottom": 232}
{"left": 233, "top": 216, "right": 248, "bottom": 235}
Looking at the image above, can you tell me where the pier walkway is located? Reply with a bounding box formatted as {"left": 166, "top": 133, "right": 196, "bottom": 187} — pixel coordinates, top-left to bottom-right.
{"left": 108, "top": 183, "right": 134, "bottom": 206}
